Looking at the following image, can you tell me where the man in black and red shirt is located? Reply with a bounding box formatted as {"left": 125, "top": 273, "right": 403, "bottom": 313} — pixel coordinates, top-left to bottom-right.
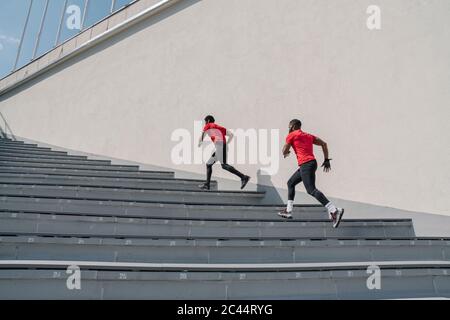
{"left": 198, "top": 115, "right": 250, "bottom": 190}
{"left": 278, "top": 119, "right": 344, "bottom": 228}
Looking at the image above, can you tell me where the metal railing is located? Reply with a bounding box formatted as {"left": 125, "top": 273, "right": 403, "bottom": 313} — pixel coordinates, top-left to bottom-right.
{"left": 0, "top": 112, "right": 16, "bottom": 140}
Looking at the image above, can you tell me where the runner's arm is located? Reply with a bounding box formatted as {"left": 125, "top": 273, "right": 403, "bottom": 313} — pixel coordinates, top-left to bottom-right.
{"left": 282, "top": 143, "right": 292, "bottom": 158}
{"left": 313, "top": 137, "right": 329, "bottom": 159}
{"left": 313, "top": 137, "right": 331, "bottom": 172}
{"left": 226, "top": 130, "right": 234, "bottom": 144}
{"left": 198, "top": 131, "right": 206, "bottom": 147}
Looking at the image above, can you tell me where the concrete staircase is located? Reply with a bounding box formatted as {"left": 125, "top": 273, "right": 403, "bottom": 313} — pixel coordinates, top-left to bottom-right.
{"left": 0, "top": 137, "right": 449, "bottom": 299}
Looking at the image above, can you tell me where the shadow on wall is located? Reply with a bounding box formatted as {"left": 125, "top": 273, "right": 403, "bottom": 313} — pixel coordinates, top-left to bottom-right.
{"left": 256, "top": 169, "right": 284, "bottom": 205}
{"left": 0, "top": 0, "right": 203, "bottom": 103}
{"left": 0, "top": 112, "right": 16, "bottom": 140}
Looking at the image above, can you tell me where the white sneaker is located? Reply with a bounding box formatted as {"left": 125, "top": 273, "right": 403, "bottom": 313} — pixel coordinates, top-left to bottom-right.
{"left": 331, "top": 208, "right": 345, "bottom": 228}
{"left": 277, "top": 209, "right": 293, "bottom": 219}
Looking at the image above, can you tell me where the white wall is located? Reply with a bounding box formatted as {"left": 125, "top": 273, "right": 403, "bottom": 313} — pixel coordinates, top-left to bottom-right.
{"left": 1, "top": 0, "right": 449, "bottom": 215}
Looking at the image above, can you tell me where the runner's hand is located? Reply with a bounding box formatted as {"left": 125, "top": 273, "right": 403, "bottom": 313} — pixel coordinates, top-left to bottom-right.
{"left": 322, "top": 159, "right": 332, "bottom": 172}
{"left": 283, "top": 151, "right": 290, "bottom": 158}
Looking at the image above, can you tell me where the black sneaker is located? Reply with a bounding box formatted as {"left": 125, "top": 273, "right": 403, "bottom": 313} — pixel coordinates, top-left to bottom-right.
{"left": 240, "top": 176, "right": 250, "bottom": 190}
{"left": 277, "top": 209, "right": 293, "bottom": 219}
{"left": 198, "top": 183, "right": 210, "bottom": 191}
{"left": 332, "top": 208, "right": 345, "bottom": 228}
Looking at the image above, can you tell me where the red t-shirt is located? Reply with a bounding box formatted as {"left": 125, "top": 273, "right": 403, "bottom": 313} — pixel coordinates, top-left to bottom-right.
{"left": 286, "top": 130, "right": 316, "bottom": 165}
{"left": 203, "top": 123, "right": 227, "bottom": 143}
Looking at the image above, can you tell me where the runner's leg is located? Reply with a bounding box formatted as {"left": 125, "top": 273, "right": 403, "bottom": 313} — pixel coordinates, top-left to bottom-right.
{"left": 217, "top": 142, "right": 250, "bottom": 187}
{"left": 300, "top": 160, "right": 330, "bottom": 207}
{"left": 278, "top": 168, "right": 302, "bottom": 218}
{"left": 205, "top": 152, "right": 216, "bottom": 187}
{"left": 300, "top": 160, "right": 344, "bottom": 227}
{"left": 286, "top": 168, "right": 303, "bottom": 212}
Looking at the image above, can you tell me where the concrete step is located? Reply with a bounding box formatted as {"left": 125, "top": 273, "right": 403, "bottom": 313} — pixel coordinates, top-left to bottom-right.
{"left": 0, "top": 196, "right": 327, "bottom": 220}
{"left": 0, "top": 160, "right": 139, "bottom": 172}
{"left": 1, "top": 234, "right": 447, "bottom": 263}
{"left": 0, "top": 140, "right": 26, "bottom": 145}
{"left": 0, "top": 140, "right": 39, "bottom": 146}
{"left": 0, "top": 155, "right": 112, "bottom": 165}
{"left": 0, "top": 185, "right": 266, "bottom": 205}
{"left": 0, "top": 144, "right": 52, "bottom": 152}
{"left": 0, "top": 210, "right": 412, "bottom": 230}
{"left": 0, "top": 151, "right": 88, "bottom": 160}
{"left": 0, "top": 211, "right": 414, "bottom": 238}
{"left": 0, "top": 167, "right": 175, "bottom": 179}
{"left": 0, "top": 173, "right": 218, "bottom": 191}
{"left": 0, "top": 260, "right": 449, "bottom": 299}
{"left": 0, "top": 143, "right": 32, "bottom": 147}
{"left": 0, "top": 147, "right": 68, "bottom": 156}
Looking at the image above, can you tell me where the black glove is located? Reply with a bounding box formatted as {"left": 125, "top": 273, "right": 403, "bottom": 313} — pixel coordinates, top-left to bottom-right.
{"left": 321, "top": 159, "right": 332, "bottom": 172}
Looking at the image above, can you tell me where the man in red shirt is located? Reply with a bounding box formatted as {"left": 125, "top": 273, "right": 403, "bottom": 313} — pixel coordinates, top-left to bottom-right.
{"left": 278, "top": 119, "right": 344, "bottom": 228}
{"left": 198, "top": 115, "right": 250, "bottom": 190}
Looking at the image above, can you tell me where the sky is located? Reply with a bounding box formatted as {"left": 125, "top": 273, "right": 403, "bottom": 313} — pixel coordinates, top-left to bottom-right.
{"left": 0, "top": 0, "right": 133, "bottom": 80}
{"left": 0, "top": 0, "right": 30, "bottom": 79}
